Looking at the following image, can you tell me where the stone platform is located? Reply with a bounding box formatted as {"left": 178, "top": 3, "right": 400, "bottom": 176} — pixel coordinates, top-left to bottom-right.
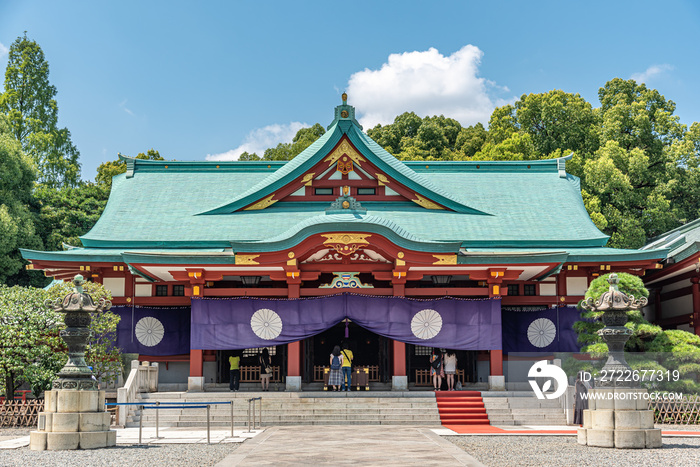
{"left": 29, "top": 390, "right": 117, "bottom": 450}
{"left": 577, "top": 388, "right": 662, "bottom": 449}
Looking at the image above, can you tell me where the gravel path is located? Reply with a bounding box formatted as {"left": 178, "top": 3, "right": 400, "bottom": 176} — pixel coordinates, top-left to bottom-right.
{"left": 0, "top": 444, "right": 239, "bottom": 467}
{"left": 446, "top": 436, "right": 700, "bottom": 467}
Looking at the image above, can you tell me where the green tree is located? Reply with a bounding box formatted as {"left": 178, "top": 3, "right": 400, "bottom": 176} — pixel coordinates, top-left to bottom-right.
{"left": 367, "top": 113, "right": 473, "bottom": 161}
{"left": 34, "top": 182, "right": 110, "bottom": 251}
{"left": 580, "top": 79, "right": 690, "bottom": 247}
{"left": 0, "top": 285, "right": 62, "bottom": 398}
{"left": 0, "top": 33, "right": 80, "bottom": 188}
{"left": 262, "top": 123, "right": 325, "bottom": 160}
{"left": 0, "top": 113, "right": 43, "bottom": 286}
{"left": 479, "top": 90, "right": 598, "bottom": 162}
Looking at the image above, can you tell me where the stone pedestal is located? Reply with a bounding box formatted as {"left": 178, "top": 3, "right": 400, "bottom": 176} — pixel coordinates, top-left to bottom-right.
{"left": 30, "top": 390, "right": 117, "bottom": 451}
{"left": 488, "top": 375, "right": 505, "bottom": 391}
{"left": 392, "top": 376, "right": 408, "bottom": 391}
{"left": 188, "top": 376, "right": 205, "bottom": 392}
{"left": 577, "top": 388, "right": 661, "bottom": 449}
{"left": 285, "top": 376, "right": 302, "bottom": 392}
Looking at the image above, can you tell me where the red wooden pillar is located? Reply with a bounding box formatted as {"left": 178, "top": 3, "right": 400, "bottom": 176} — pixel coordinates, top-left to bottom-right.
{"left": 392, "top": 340, "right": 406, "bottom": 377}
{"left": 287, "top": 341, "right": 302, "bottom": 377}
{"left": 286, "top": 271, "right": 303, "bottom": 385}
{"left": 487, "top": 273, "right": 504, "bottom": 377}
{"left": 189, "top": 349, "right": 203, "bottom": 377}
{"left": 489, "top": 350, "right": 503, "bottom": 376}
{"left": 692, "top": 277, "right": 700, "bottom": 336}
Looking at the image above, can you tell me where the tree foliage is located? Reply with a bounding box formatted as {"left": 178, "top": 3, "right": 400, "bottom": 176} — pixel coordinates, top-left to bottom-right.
{"left": 0, "top": 33, "right": 80, "bottom": 188}
{"left": 0, "top": 113, "right": 43, "bottom": 285}
{"left": 0, "top": 280, "right": 121, "bottom": 397}
{"left": 367, "top": 113, "right": 485, "bottom": 161}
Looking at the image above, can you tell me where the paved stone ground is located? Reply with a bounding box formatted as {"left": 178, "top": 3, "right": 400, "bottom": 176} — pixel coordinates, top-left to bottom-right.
{"left": 215, "top": 425, "right": 484, "bottom": 466}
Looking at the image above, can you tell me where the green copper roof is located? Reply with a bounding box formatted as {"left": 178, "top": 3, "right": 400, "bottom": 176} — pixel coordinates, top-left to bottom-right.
{"left": 642, "top": 217, "right": 700, "bottom": 263}
{"left": 26, "top": 99, "right": 670, "bottom": 268}
{"left": 230, "top": 213, "right": 461, "bottom": 253}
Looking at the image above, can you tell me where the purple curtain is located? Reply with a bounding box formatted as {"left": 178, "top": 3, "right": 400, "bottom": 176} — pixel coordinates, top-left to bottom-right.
{"left": 501, "top": 306, "right": 581, "bottom": 353}
{"left": 191, "top": 295, "right": 501, "bottom": 350}
{"left": 113, "top": 306, "right": 191, "bottom": 356}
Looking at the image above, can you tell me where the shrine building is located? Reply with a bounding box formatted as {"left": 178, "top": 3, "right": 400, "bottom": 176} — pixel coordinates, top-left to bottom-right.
{"left": 21, "top": 95, "right": 668, "bottom": 391}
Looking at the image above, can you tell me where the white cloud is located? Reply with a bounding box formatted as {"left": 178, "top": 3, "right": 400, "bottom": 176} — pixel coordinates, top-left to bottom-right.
{"left": 0, "top": 42, "right": 8, "bottom": 59}
{"left": 631, "top": 64, "right": 673, "bottom": 84}
{"left": 206, "top": 122, "right": 308, "bottom": 161}
{"left": 347, "top": 45, "right": 506, "bottom": 128}
{"left": 119, "top": 99, "right": 134, "bottom": 116}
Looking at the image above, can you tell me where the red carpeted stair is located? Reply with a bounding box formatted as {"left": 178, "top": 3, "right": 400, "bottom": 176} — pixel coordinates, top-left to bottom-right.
{"left": 435, "top": 391, "right": 490, "bottom": 426}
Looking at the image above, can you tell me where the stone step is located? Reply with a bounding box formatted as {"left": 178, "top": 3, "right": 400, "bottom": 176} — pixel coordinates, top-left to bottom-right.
{"left": 127, "top": 393, "right": 442, "bottom": 428}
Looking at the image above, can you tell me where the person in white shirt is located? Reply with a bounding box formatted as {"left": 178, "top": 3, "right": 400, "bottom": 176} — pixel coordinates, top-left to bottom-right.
{"left": 443, "top": 350, "right": 458, "bottom": 391}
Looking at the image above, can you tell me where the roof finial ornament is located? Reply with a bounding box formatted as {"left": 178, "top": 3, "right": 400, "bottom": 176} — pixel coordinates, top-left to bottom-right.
{"left": 342, "top": 92, "right": 347, "bottom": 105}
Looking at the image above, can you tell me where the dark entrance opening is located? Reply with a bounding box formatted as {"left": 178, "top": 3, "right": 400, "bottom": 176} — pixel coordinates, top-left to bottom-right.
{"left": 406, "top": 345, "right": 478, "bottom": 388}
{"left": 216, "top": 346, "right": 287, "bottom": 384}
{"left": 303, "top": 321, "right": 390, "bottom": 384}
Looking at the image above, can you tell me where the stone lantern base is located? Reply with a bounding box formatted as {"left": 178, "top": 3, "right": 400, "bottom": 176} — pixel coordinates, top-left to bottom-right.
{"left": 29, "top": 390, "right": 116, "bottom": 450}
{"left": 577, "top": 388, "right": 662, "bottom": 449}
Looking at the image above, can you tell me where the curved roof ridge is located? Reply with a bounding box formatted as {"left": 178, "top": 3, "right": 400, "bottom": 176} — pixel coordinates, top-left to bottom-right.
{"left": 230, "top": 213, "right": 461, "bottom": 253}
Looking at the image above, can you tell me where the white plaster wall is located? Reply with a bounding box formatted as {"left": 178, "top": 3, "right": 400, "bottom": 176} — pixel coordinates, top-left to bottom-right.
{"left": 134, "top": 284, "right": 152, "bottom": 297}
{"left": 566, "top": 276, "right": 589, "bottom": 296}
{"left": 540, "top": 283, "right": 556, "bottom": 296}
{"left": 103, "top": 277, "right": 125, "bottom": 297}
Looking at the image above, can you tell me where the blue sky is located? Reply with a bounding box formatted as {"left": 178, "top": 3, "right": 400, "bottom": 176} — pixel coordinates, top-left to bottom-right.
{"left": 1, "top": 1, "right": 699, "bottom": 180}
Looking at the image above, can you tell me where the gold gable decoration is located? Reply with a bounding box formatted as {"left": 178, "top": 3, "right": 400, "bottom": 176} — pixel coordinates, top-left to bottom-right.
{"left": 376, "top": 173, "right": 390, "bottom": 186}
{"left": 324, "top": 140, "right": 366, "bottom": 168}
{"left": 301, "top": 173, "right": 315, "bottom": 186}
{"left": 244, "top": 194, "right": 277, "bottom": 211}
{"left": 411, "top": 194, "right": 444, "bottom": 210}
{"left": 322, "top": 233, "right": 371, "bottom": 256}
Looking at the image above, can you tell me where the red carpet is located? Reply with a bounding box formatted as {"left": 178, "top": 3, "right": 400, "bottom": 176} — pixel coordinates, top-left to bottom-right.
{"left": 436, "top": 391, "right": 490, "bottom": 426}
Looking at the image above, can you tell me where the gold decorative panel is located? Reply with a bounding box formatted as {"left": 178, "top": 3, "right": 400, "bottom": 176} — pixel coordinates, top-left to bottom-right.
{"left": 432, "top": 254, "right": 457, "bottom": 265}
{"left": 376, "top": 173, "right": 390, "bottom": 186}
{"left": 411, "top": 194, "right": 444, "bottom": 210}
{"left": 244, "top": 194, "right": 277, "bottom": 211}
{"left": 235, "top": 254, "right": 260, "bottom": 265}
{"left": 301, "top": 173, "right": 315, "bottom": 186}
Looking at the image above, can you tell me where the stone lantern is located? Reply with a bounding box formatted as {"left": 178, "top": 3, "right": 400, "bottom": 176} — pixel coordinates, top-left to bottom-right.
{"left": 30, "top": 275, "right": 117, "bottom": 450}
{"left": 577, "top": 273, "right": 661, "bottom": 449}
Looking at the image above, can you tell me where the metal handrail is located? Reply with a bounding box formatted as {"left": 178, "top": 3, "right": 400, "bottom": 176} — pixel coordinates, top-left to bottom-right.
{"left": 247, "top": 397, "right": 262, "bottom": 432}
{"left": 109, "top": 401, "right": 236, "bottom": 444}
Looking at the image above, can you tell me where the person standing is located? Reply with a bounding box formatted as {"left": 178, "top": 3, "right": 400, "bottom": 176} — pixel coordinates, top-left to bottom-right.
{"left": 341, "top": 342, "right": 353, "bottom": 391}
{"left": 574, "top": 371, "right": 588, "bottom": 426}
{"left": 259, "top": 348, "right": 272, "bottom": 392}
{"left": 229, "top": 352, "right": 240, "bottom": 391}
{"left": 443, "top": 350, "right": 457, "bottom": 391}
{"left": 430, "top": 348, "right": 443, "bottom": 391}
{"left": 329, "top": 345, "right": 344, "bottom": 391}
